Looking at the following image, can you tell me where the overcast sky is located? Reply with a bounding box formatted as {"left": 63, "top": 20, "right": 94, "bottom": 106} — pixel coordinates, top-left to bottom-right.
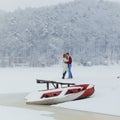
{"left": 0, "top": 0, "right": 120, "bottom": 12}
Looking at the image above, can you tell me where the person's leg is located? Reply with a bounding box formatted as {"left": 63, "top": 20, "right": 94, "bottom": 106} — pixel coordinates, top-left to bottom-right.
{"left": 62, "top": 71, "right": 66, "bottom": 79}
{"left": 68, "top": 64, "right": 73, "bottom": 78}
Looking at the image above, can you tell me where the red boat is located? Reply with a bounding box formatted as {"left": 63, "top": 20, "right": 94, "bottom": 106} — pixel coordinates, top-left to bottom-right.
{"left": 25, "top": 79, "right": 95, "bottom": 105}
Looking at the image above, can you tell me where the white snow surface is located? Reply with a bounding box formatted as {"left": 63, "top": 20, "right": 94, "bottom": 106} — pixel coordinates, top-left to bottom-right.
{"left": 0, "top": 64, "right": 120, "bottom": 119}
{"left": 0, "top": 106, "right": 54, "bottom": 120}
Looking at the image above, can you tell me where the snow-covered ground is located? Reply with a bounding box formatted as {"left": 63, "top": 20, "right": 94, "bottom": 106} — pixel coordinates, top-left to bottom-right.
{"left": 0, "top": 106, "right": 54, "bottom": 120}
{"left": 0, "top": 64, "right": 120, "bottom": 119}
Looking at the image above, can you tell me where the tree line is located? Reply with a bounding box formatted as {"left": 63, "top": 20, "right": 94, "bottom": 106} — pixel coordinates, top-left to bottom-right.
{"left": 0, "top": 0, "right": 120, "bottom": 67}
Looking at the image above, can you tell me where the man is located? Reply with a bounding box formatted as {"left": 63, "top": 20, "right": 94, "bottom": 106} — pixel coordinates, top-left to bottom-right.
{"left": 66, "top": 53, "right": 73, "bottom": 79}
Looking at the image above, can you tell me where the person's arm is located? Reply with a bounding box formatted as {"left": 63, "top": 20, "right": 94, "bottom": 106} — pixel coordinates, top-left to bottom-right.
{"left": 63, "top": 58, "right": 68, "bottom": 63}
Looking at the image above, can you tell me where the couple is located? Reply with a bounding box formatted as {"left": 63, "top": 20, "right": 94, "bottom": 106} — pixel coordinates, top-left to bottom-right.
{"left": 62, "top": 53, "right": 73, "bottom": 79}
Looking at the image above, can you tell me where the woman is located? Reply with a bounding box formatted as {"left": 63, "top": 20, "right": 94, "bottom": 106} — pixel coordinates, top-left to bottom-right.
{"left": 62, "top": 54, "right": 68, "bottom": 79}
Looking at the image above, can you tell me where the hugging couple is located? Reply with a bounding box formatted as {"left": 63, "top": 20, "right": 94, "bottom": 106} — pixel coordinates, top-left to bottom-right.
{"left": 62, "top": 53, "right": 73, "bottom": 79}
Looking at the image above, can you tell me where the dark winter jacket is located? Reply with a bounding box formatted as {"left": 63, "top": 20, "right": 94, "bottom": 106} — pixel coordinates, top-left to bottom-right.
{"left": 66, "top": 56, "right": 72, "bottom": 64}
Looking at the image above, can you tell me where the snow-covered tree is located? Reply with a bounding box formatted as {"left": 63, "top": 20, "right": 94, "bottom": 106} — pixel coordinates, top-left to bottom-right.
{"left": 0, "top": 0, "right": 120, "bottom": 67}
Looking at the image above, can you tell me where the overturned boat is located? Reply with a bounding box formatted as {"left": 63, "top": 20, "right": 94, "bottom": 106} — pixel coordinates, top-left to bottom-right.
{"left": 25, "top": 79, "right": 95, "bottom": 105}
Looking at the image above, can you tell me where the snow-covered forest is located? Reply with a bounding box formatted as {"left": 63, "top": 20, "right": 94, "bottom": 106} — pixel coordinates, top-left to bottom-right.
{"left": 0, "top": 0, "right": 120, "bottom": 67}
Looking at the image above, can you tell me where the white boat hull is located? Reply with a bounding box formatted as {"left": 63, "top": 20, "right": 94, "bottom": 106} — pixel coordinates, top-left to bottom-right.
{"left": 25, "top": 84, "right": 95, "bottom": 105}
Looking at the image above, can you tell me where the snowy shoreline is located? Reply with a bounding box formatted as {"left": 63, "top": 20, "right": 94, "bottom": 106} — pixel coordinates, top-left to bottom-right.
{"left": 0, "top": 92, "right": 120, "bottom": 120}
{"left": 0, "top": 65, "right": 120, "bottom": 119}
